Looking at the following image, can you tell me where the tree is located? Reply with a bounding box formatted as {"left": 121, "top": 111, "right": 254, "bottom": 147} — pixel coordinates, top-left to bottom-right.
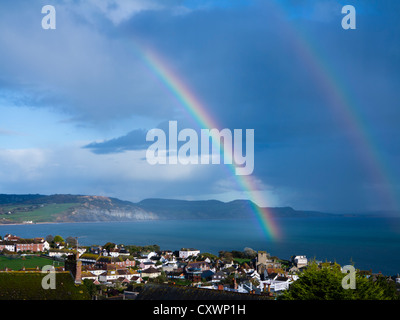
{"left": 53, "top": 235, "right": 64, "bottom": 243}
{"left": 45, "top": 235, "right": 54, "bottom": 243}
{"left": 243, "top": 247, "right": 257, "bottom": 259}
{"left": 103, "top": 242, "right": 116, "bottom": 251}
{"left": 279, "top": 262, "right": 398, "bottom": 300}
{"left": 83, "top": 279, "right": 97, "bottom": 298}
{"left": 66, "top": 236, "right": 77, "bottom": 247}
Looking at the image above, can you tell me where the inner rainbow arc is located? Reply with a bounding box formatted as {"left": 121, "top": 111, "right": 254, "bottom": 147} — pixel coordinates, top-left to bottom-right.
{"left": 139, "top": 45, "right": 281, "bottom": 241}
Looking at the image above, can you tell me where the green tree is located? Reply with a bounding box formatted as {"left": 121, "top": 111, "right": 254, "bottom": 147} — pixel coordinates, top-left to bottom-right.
{"left": 53, "top": 235, "right": 64, "bottom": 243}
{"left": 103, "top": 242, "right": 116, "bottom": 251}
{"left": 83, "top": 279, "right": 97, "bottom": 298}
{"left": 279, "top": 262, "right": 398, "bottom": 300}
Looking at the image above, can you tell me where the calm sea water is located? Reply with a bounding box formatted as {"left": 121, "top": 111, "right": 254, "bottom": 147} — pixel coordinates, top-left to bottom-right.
{"left": 0, "top": 216, "right": 399, "bottom": 275}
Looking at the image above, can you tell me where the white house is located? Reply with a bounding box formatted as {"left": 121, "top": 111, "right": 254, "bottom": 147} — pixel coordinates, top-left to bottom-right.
{"left": 98, "top": 269, "right": 137, "bottom": 283}
{"left": 179, "top": 248, "right": 200, "bottom": 259}
{"left": 48, "top": 249, "right": 75, "bottom": 258}
{"left": 248, "top": 270, "right": 261, "bottom": 281}
{"left": 293, "top": 255, "right": 308, "bottom": 268}
{"left": 43, "top": 241, "right": 50, "bottom": 251}
{"left": 140, "top": 251, "right": 157, "bottom": 259}
{"left": 0, "top": 243, "right": 15, "bottom": 252}
{"left": 162, "top": 260, "right": 179, "bottom": 272}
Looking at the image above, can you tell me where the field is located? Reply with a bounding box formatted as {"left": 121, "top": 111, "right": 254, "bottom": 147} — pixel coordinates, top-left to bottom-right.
{"left": 0, "top": 272, "right": 91, "bottom": 300}
{"left": 0, "top": 203, "right": 78, "bottom": 223}
{"left": 233, "top": 258, "right": 251, "bottom": 264}
{"left": 0, "top": 255, "right": 64, "bottom": 270}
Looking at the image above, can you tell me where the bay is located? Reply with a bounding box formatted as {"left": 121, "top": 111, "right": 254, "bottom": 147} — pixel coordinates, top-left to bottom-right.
{"left": 0, "top": 216, "right": 399, "bottom": 275}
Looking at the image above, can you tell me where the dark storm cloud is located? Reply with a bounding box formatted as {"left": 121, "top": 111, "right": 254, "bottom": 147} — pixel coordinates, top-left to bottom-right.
{"left": 83, "top": 129, "right": 149, "bottom": 154}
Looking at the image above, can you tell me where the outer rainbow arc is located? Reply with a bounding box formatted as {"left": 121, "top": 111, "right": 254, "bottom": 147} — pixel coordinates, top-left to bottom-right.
{"left": 270, "top": 1, "right": 399, "bottom": 211}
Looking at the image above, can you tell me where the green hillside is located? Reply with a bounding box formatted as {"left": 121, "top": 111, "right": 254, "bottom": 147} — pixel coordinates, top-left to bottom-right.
{"left": 0, "top": 203, "right": 78, "bottom": 223}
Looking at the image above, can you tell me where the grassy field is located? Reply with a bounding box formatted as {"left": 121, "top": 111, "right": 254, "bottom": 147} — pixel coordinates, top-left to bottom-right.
{"left": 0, "top": 272, "right": 91, "bottom": 300}
{"left": 1, "top": 203, "right": 78, "bottom": 223}
{"left": 0, "top": 255, "right": 64, "bottom": 270}
{"left": 233, "top": 258, "right": 251, "bottom": 264}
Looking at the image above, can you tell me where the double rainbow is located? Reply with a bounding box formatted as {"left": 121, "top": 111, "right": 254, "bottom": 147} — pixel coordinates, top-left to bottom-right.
{"left": 124, "top": 3, "right": 399, "bottom": 243}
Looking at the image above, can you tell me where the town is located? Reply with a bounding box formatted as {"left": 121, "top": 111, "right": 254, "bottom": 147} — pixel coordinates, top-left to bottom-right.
{"left": 0, "top": 233, "right": 398, "bottom": 300}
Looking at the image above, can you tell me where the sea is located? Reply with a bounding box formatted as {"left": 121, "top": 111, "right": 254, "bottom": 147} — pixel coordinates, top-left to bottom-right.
{"left": 0, "top": 216, "right": 399, "bottom": 276}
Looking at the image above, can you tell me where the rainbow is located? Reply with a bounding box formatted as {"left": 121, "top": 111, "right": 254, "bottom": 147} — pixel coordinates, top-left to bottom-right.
{"left": 125, "top": 2, "right": 398, "bottom": 243}
{"left": 142, "top": 47, "right": 281, "bottom": 240}
{"left": 134, "top": 43, "right": 281, "bottom": 241}
{"left": 269, "top": 1, "right": 399, "bottom": 211}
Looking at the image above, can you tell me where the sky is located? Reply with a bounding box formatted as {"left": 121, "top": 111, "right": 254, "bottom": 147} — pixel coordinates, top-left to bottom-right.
{"left": 0, "top": 0, "right": 399, "bottom": 212}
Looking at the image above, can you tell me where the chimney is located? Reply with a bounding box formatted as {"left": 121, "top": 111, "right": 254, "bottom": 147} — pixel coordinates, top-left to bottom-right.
{"left": 75, "top": 251, "right": 82, "bottom": 284}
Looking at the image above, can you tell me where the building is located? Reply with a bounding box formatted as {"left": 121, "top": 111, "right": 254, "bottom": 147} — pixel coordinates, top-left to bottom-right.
{"left": 0, "top": 242, "right": 15, "bottom": 252}
{"left": 141, "top": 267, "right": 162, "bottom": 279}
{"left": 186, "top": 261, "right": 210, "bottom": 272}
{"left": 79, "top": 253, "right": 99, "bottom": 266}
{"left": 0, "top": 237, "right": 49, "bottom": 253}
{"left": 3, "top": 234, "right": 20, "bottom": 241}
{"left": 96, "top": 256, "right": 135, "bottom": 269}
{"left": 293, "top": 255, "right": 308, "bottom": 268}
{"left": 179, "top": 248, "right": 200, "bottom": 259}
{"left": 98, "top": 266, "right": 138, "bottom": 283}
{"left": 212, "top": 271, "right": 227, "bottom": 283}
{"left": 166, "top": 269, "right": 185, "bottom": 279}
{"left": 48, "top": 248, "right": 75, "bottom": 258}
{"left": 186, "top": 268, "right": 202, "bottom": 282}
{"left": 256, "top": 251, "right": 268, "bottom": 275}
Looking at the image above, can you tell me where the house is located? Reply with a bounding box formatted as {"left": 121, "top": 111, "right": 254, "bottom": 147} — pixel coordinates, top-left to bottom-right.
{"left": 98, "top": 265, "right": 138, "bottom": 283}
{"left": 89, "top": 245, "right": 102, "bottom": 254}
{"left": 96, "top": 256, "right": 135, "bottom": 269}
{"left": 162, "top": 260, "right": 179, "bottom": 272}
{"left": 140, "top": 267, "right": 162, "bottom": 279}
{"left": 3, "top": 234, "right": 20, "bottom": 241}
{"left": 48, "top": 248, "right": 75, "bottom": 258}
{"left": 0, "top": 237, "right": 49, "bottom": 253}
{"left": 140, "top": 261, "right": 156, "bottom": 270}
{"left": 79, "top": 253, "right": 99, "bottom": 266}
{"left": 185, "top": 267, "right": 202, "bottom": 282}
{"left": 212, "top": 271, "right": 226, "bottom": 283}
{"left": 140, "top": 251, "right": 158, "bottom": 259}
{"left": 248, "top": 270, "right": 261, "bottom": 282}
{"left": 81, "top": 271, "right": 98, "bottom": 281}
{"left": 179, "top": 248, "right": 200, "bottom": 259}
{"left": 118, "top": 246, "right": 130, "bottom": 256}
{"left": 201, "top": 270, "right": 215, "bottom": 281}
{"left": 0, "top": 241, "right": 16, "bottom": 252}
{"left": 166, "top": 269, "right": 185, "bottom": 280}
{"left": 293, "top": 255, "right": 308, "bottom": 268}
{"left": 260, "top": 275, "right": 293, "bottom": 292}
{"left": 104, "top": 245, "right": 129, "bottom": 257}
{"left": 186, "top": 261, "right": 210, "bottom": 272}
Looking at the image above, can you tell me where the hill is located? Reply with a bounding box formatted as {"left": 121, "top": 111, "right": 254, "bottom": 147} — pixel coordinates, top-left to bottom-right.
{"left": 0, "top": 193, "right": 334, "bottom": 224}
